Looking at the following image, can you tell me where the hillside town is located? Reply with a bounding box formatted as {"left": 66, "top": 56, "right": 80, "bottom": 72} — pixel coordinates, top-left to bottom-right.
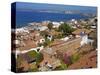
{"left": 12, "top": 17, "right": 97, "bottom": 72}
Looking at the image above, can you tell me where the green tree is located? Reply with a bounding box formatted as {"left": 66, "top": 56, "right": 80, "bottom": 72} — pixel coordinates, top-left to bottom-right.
{"left": 71, "top": 53, "right": 80, "bottom": 64}
{"left": 27, "top": 50, "right": 44, "bottom": 63}
{"left": 47, "top": 23, "right": 53, "bottom": 30}
{"left": 59, "top": 23, "right": 74, "bottom": 36}
{"left": 40, "top": 31, "right": 48, "bottom": 38}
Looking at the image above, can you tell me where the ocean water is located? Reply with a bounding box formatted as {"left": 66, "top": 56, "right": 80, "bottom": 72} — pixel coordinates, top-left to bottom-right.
{"left": 16, "top": 11, "right": 89, "bottom": 28}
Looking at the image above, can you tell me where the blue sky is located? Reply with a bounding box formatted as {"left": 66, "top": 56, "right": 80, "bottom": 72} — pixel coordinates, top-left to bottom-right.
{"left": 15, "top": 2, "right": 97, "bottom": 13}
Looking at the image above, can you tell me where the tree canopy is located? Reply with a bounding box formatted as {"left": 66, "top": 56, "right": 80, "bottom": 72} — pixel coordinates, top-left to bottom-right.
{"left": 59, "top": 23, "right": 74, "bottom": 36}
{"left": 47, "top": 23, "right": 53, "bottom": 30}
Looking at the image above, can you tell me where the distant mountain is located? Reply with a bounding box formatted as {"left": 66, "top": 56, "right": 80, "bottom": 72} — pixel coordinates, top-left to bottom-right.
{"left": 17, "top": 8, "right": 96, "bottom": 18}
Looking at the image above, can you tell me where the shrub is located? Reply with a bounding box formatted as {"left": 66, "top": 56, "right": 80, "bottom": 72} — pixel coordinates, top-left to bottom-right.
{"left": 16, "top": 55, "right": 25, "bottom": 68}
{"left": 27, "top": 51, "right": 44, "bottom": 64}
{"left": 71, "top": 53, "right": 80, "bottom": 63}
{"left": 47, "top": 23, "right": 53, "bottom": 30}
{"left": 36, "top": 53, "right": 44, "bottom": 64}
{"left": 63, "top": 53, "right": 72, "bottom": 65}
{"left": 55, "top": 60, "right": 68, "bottom": 70}
{"left": 42, "top": 38, "right": 52, "bottom": 47}
{"left": 59, "top": 23, "right": 74, "bottom": 36}
{"left": 29, "top": 63, "right": 39, "bottom": 72}
{"left": 27, "top": 50, "right": 37, "bottom": 58}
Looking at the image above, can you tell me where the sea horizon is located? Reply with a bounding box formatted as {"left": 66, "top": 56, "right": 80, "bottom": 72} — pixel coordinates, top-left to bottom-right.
{"left": 16, "top": 11, "right": 93, "bottom": 28}
{"left": 14, "top": 2, "right": 97, "bottom": 28}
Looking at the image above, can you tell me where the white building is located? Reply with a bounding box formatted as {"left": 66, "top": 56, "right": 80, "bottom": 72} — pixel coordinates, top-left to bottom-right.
{"left": 80, "top": 32, "right": 94, "bottom": 47}
{"left": 12, "top": 28, "right": 29, "bottom": 34}
{"left": 38, "top": 26, "right": 48, "bottom": 31}
{"left": 71, "top": 19, "right": 78, "bottom": 24}
{"left": 52, "top": 22, "right": 61, "bottom": 28}
{"left": 28, "top": 23, "right": 48, "bottom": 31}
{"left": 47, "top": 35, "right": 53, "bottom": 41}
{"left": 42, "top": 21, "right": 51, "bottom": 26}
{"left": 91, "top": 25, "right": 96, "bottom": 29}
{"left": 39, "top": 38, "right": 45, "bottom": 44}
{"left": 61, "top": 37, "right": 69, "bottom": 41}
{"left": 13, "top": 40, "right": 20, "bottom": 45}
